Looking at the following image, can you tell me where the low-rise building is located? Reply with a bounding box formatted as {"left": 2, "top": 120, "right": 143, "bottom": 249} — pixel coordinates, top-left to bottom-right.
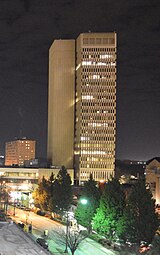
{"left": 5, "top": 138, "right": 36, "bottom": 166}
{"left": 145, "top": 157, "right": 160, "bottom": 205}
{"left": 0, "top": 166, "right": 74, "bottom": 205}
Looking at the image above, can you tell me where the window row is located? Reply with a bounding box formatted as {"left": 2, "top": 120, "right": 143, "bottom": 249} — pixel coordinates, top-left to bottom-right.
{"left": 82, "top": 67, "right": 116, "bottom": 73}
{"left": 82, "top": 47, "right": 116, "bottom": 52}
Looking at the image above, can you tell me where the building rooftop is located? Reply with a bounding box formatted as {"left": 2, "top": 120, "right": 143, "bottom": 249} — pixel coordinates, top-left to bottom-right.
{"left": 0, "top": 221, "right": 48, "bottom": 255}
{"left": 146, "top": 157, "right": 160, "bottom": 165}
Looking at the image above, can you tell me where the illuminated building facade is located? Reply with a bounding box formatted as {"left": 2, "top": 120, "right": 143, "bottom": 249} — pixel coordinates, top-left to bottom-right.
{"left": 0, "top": 167, "right": 74, "bottom": 204}
{"left": 75, "top": 33, "right": 116, "bottom": 182}
{"left": 48, "top": 40, "right": 75, "bottom": 169}
{"left": 5, "top": 138, "right": 36, "bottom": 166}
{"left": 146, "top": 157, "right": 160, "bottom": 205}
{"left": 48, "top": 33, "right": 116, "bottom": 184}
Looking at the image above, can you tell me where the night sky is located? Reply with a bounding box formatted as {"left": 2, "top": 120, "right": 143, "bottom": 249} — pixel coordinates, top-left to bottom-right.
{"left": 0, "top": 0, "right": 160, "bottom": 161}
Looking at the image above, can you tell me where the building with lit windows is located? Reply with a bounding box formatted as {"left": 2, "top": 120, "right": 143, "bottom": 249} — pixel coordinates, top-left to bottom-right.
{"left": 5, "top": 138, "right": 36, "bottom": 166}
{"left": 48, "top": 32, "right": 117, "bottom": 184}
{"left": 0, "top": 166, "right": 74, "bottom": 205}
{"left": 146, "top": 157, "right": 160, "bottom": 205}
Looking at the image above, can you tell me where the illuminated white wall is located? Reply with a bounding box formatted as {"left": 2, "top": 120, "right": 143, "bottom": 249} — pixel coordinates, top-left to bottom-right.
{"left": 48, "top": 40, "right": 75, "bottom": 169}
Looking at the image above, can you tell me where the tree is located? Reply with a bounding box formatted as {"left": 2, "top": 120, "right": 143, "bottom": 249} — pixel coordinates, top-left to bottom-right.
{"left": 65, "top": 230, "right": 88, "bottom": 255}
{"left": 49, "top": 166, "right": 72, "bottom": 215}
{"left": 92, "top": 177, "right": 126, "bottom": 241}
{"left": 75, "top": 174, "right": 100, "bottom": 233}
{"left": 53, "top": 227, "right": 88, "bottom": 255}
{"left": 32, "top": 176, "right": 49, "bottom": 211}
{"left": 149, "top": 234, "right": 160, "bottom": 255}
{"left": 121, "top": 178, "right": 159, "bottom": 244}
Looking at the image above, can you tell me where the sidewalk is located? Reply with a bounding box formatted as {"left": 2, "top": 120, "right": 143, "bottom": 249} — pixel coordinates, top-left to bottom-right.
{"left": 9, "top": 213, "right": 64, "bottom": 255}
{"left": 0, "top": 221, "right": 49, "bottom": 255}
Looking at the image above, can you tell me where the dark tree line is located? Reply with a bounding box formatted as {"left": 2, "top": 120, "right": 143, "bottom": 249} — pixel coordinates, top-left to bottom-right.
{"left": 33, "top": 166, "right": 72, "bottom": 216}
{"left": 75, "top": 176, "right": 159, "bottom": 246}
{"left": 33, "top": 168, "right": 159, "bottom": 247}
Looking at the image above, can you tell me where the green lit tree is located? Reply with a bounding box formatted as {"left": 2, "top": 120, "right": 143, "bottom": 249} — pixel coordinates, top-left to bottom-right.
{"left": 92, "top": 177, "right": 126, "bottom": 241}
{"left": 49, "top": 166, "right": 72, "bottom": 215}
{"left": 75, "top": 174, "right": 100, "bottom": 233}
{"left": 121, "top": 178, "right": 159, "bottom": 244}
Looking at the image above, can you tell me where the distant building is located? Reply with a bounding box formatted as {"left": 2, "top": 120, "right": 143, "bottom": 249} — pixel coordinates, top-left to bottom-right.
{"left": 24, "top": 158, "right": 47, "bottom": 168}
{"left": 115, "top": 159, "right": 146, "bottom": 180}
{"left": 5, "top": 138, "right": 36, "bottom": 167}
{"left": 146, "top": 157, "right": 160, "bottom": 204}
{"left": 48, "top": 32, "right": 117, "bottom": 184}
{"left": 0, "top": 156, "right": 4, "bottom": 166}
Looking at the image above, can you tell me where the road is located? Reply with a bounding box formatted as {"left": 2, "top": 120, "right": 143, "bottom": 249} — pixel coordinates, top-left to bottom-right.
{"left": 8, "top": 206, "right": 116, "bottom": 255}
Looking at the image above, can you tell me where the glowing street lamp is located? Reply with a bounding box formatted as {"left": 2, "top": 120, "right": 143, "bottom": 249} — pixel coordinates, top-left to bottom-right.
{"left": 80, "top": 198, "right": 88, "bottom": 205}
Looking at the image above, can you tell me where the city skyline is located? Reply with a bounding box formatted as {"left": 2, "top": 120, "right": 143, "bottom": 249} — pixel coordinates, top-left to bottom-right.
{"left": 0, "top": 1, "right": 159, "bottom": 161}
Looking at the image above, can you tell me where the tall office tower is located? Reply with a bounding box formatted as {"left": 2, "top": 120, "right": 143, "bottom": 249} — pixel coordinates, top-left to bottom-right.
{"left": 74, "top": 33, "right": 116, "bottom": 182}
{"left": 5, "top": 138, "right": 36, "bottom": 166}
{"left": 48, "top": 33, "right": 116, "bottom": 184}
{"left": 48, "top": 40, "right": 75, "bottom": 169}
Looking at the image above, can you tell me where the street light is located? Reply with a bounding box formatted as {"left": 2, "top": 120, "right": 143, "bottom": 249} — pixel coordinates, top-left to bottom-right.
{"left": 13, "top": 199, "right": 16, "bottom": 216}
{"left": 64, "top": 211, "right": 69, "bottom": 253}
{"left": 80, "top": 198, "right": 88, "bottom": 205}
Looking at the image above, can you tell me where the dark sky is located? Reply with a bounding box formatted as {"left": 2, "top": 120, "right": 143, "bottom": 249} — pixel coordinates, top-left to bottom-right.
{"left": 0, "top": 0, "right": 160, "bottom": 161}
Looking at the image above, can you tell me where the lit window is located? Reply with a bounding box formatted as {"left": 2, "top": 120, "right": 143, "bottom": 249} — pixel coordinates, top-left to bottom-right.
{"left": 100, "top": 54, "right": 112, "bottom": 59}
{"left": 82, "top": 95, "right": 94, "bottom": 100}
{"left": 97, "top": 62, "right": 106, "bottom": 66}
{"left": 82, "top": 61, "right": 92, "bottom": 66}
{"left": 92, "top": 74, "right": 100, "bottom": 79}
{"left": 81, "top": 137, "right": 90, "bottom": 141}
{"left": 74, "top": 151, "right": 80, "bottom": 155}
{"left": 88, "top": 123, "right": 102, "bottom": 127}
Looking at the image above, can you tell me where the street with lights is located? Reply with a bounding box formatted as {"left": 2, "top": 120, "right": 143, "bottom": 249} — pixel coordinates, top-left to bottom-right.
{"left": 8, "top": 206, "right": 116, "bottom": 255}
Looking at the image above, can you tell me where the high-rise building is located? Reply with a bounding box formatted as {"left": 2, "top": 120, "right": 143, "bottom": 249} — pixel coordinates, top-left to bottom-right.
{"left": 48, "top": 40, "right": 75, "bottom": 169}
{"left": 48, "top": 33, "right": 117, "bottom": 184}
{"left": 5, "top": 138, "right": 36, "bottom": 166}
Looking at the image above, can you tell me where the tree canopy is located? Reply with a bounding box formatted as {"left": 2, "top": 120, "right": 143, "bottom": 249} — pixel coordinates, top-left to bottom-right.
{"left": 92, "top": 177, "right": 126, "bottom": 241}
{"left": 75, "top": 174, "right": 100, "bottom": 233}
{"left": 33, "top": 166, "right": 72, "bottom": 216}
{"left": 121, "top": 178, "right": 159, "bottom": 244}
{"left": 32, "top": 176, "right": 49, "bottom": 211}
{"left": 49, "top": 166, "right": 73, "bottom": 215}
{"left": 92, "top": 177, "right": 159, "bottom": 244}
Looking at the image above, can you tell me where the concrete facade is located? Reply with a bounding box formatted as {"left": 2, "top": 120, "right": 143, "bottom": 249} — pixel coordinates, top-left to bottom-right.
{"left": 75, "top": 33, "right": 116, "bottom": 182}
{"left": 146, "top": 158, "right": 160, "bottom": 204}
{"left": 47, "top": 33, "right": 116, "bottom": 184}
{"left": 5, "top": 138, "right": 35, "bottom": 167}
{"left": 48, "top": 40, "right": 75, "bottom": 169}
